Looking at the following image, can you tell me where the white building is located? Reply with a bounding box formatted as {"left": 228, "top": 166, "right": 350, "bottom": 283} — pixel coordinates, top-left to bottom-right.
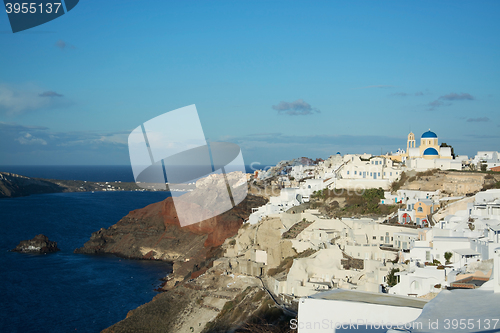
{"left": 472, "top": 151, "right": 500, "bottom": 170}
{"left": 297, "top": 289, "right": 428, "bottom": 333}
{"left": 329, "top": 155, "right": 403, "bottom": 190}
{"left": 389, "top": 265, "right": 450, "bottom": 297}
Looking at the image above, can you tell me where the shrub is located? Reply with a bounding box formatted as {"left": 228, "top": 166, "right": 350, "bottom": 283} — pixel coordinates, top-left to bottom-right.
{"left": 444, "top": 251, "right": 453, "bottom": 264}
{"left": 390, "top": 172, "right": 408, "bottom": 192}
{"left": 386, "top": 268, "right": 400, "bottom": 287}
{"left": 483, "top": 181, "right": 500, "bottom": 191}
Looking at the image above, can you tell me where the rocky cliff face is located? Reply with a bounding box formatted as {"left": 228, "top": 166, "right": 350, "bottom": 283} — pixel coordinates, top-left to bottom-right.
{"left": 0, "top": 172, "right": 65, "bottom": 198}
{"left": 75, "top": 192, "right": 267, "bottom": 287}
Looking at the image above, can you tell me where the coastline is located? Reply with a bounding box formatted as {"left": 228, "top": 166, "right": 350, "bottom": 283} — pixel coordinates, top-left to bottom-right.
{"left": 0, "top": 171, "right": 196, "bottom": 199}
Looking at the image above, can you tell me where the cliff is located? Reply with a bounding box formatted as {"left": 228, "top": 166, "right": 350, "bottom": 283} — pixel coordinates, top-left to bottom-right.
{"left": 0, "top": 172, "right": 65, "bottom": 198}
{"left": 75, "top": 192, "right": 267, "bottom": 287}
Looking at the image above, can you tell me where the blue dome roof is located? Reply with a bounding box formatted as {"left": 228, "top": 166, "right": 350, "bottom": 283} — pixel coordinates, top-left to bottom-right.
{"left": 423, "top": 147, "right": 439, "bottom": 156}
{"left": 421, "top": 130, "right": 437, "bottom": 138}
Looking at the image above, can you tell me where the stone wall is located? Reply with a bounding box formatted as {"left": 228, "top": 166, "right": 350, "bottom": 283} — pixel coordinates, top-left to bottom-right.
{"left": 341, "top": 253, "right": 364, "bottom": 270}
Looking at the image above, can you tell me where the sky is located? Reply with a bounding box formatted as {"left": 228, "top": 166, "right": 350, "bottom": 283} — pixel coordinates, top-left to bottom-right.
{"left": 0, "top": 0, "right": 499, "bottom": 166}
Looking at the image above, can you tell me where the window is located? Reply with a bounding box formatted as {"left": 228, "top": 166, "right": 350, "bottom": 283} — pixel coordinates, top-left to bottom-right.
{"left": 373, "top": 236, "right": 376, "bottom": 240}
{"left": 384, "top": 172, "right": 386, "bottom": 176}
{"left": 375, "top": 161, "right": 378, "bottom": 165}
{"left": 418, "top": 207, "right": 423, "bottom": 212}
{"left": 378, "top": 172, "right": 381, "bottom": 177}
{"left": 390, "top": 172, "right": 392, "bottom": 176}
{"left": 391, "top": 237, "right": 393, "bottom": 241}
{"left": 347, "top": 171, "right": 350, "bottom": 175}
{"left": 380, "top": 236, "right": 383, "bottom": 241}
{"left": 426, "top": 251, "right": 431, "bottom": 261}
{"left": 370, "top": 172, "right": 372, "bottom": 176}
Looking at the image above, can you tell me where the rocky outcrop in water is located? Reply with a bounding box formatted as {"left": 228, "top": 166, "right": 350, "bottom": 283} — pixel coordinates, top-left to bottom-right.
{"left": 12, "top": 234, "right": 60, "bottom": 253}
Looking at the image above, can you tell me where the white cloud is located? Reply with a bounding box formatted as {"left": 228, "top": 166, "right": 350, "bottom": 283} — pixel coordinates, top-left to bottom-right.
{"left": 0, "top": 84, "right": 67, "bottom": 115}
{"left": 16, "top": 132, "right": 48, "bottom": 145}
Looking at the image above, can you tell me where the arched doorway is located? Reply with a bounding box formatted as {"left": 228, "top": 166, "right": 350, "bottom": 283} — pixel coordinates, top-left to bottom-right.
{"left": 402, "top": 213, "right": 411, "bottom": 224}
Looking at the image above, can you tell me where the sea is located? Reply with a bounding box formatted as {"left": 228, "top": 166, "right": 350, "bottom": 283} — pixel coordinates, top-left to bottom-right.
{"left": 0, "top": 164, "right": 275, "bottom": 333}
{"left": 0, "top": 165, "right": 390, "bottom": 333}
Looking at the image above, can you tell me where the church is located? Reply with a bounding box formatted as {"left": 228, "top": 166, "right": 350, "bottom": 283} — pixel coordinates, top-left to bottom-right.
{"left": 391, "top": 130, "right": 462, "bottom": 171}
{"left": 404, "top": 129, "right": 452, "bottom": 160}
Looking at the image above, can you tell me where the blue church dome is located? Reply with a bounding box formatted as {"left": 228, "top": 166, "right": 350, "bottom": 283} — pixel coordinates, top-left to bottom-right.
{"left": 423, "top": 147, "right": 439, "bottom": 156}
{"left": 421, "top": 130, "right": 437, "bottom": 138}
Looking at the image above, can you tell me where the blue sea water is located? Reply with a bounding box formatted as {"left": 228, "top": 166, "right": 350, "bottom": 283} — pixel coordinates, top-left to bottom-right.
{"left": 0, "top": 190, "right": 176, "bottom": 333}
{"left": 0, "top": 165, "right": 274, "bottom": 183}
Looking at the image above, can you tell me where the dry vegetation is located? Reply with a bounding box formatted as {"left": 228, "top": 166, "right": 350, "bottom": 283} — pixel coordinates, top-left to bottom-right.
{"left": 203, "top": 286, "right": 295, "bottom": 333}
{"left": 282, "top": 219, "right": 313, "bottom": 239}
{"left": 267, "top": 248, "right": 317, "bottom": 277}
{"left": 310, "top": 187, "right": 399, "bottom": 218}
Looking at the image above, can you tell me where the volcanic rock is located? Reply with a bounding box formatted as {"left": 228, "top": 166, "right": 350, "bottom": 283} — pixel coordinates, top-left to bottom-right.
{"left": 75, "top": 190, "right": 267, "bottom": 287}
{"left": 12, "top": 234, "right": 60, "bottom": 253}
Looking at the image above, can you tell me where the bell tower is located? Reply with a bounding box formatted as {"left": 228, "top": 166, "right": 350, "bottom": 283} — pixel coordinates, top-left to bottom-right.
{"left": 407, "top": 132, "right": 415, "bottom": 152}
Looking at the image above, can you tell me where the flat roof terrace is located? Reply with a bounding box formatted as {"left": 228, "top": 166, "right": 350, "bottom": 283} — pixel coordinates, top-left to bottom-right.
{"left": 309, "top": 289, "right": 428, "bottom": 309}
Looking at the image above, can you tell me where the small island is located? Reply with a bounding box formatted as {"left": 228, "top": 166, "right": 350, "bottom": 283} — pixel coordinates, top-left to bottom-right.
{"left": 12, "top": 234, "right": 60, "bottom": 254}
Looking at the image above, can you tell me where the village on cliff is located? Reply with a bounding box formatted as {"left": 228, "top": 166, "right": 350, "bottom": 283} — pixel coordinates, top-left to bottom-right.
{"left": 211, "top": 129, "right": 500, "bottom": 332}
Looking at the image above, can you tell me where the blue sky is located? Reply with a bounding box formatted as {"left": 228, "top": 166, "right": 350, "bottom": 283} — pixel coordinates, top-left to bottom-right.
{"left": 1, "top": 0, "right": 499, "bottom": 165}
